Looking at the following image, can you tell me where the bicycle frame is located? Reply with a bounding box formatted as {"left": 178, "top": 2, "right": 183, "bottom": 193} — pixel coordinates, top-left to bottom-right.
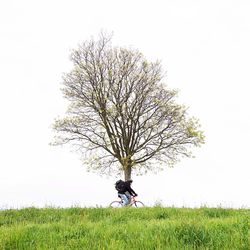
{"left": 129, "top": 196, "right": 137, "bottom": 206}
{"left": 109, "top": 196, "right": 144, "bottom": 208}
{"left": 118, "top": 195, "right": 137, "bottom": 206}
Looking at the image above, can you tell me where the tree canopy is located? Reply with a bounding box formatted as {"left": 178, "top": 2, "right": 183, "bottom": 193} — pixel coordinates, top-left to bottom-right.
{"left": 52, "top": 34, "right": 204, "bottom": 180}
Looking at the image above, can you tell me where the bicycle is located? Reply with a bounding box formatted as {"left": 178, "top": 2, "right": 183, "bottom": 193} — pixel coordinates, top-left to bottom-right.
{"left": 109, "top": 196, "right": 145, "bottom": 208}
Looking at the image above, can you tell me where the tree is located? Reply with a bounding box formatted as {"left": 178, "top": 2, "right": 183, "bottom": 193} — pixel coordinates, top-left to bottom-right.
{"left": 51, "top": 34, "right": 204, "bottom": 181}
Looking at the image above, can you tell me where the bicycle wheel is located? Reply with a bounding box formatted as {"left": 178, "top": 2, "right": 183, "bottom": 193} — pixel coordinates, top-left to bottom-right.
{"left": 132, "top": 201, "right": 145, "bottom": 207}
{"left": 109, "top": 201, "right": 123, "bottom": 208}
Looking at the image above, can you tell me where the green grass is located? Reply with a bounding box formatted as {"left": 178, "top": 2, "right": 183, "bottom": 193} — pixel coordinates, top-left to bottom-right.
{"left": 0, "top": 206, "right": 249, "bottom": 249}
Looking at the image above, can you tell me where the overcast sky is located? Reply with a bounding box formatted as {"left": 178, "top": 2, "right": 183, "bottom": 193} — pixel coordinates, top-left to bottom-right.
{"left": 0, "top": 0, "right": 250, "bottom": 208}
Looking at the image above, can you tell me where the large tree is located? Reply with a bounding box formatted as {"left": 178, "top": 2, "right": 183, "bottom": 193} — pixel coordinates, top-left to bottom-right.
{"left": 52, "top": 34, "right": 204, "bottom": 180}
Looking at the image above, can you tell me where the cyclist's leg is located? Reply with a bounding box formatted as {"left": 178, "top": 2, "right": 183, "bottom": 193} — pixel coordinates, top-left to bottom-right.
{"left": 118, "top": 193, "right": 129, "bottom": 206}
{"left": 125, "top": 191, "right": 132, "bottom": 204}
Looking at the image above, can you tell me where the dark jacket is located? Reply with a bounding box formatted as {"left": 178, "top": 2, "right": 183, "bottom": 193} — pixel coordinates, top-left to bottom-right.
{"left": 118, "top": 181, "right": 137, "bottom": 196}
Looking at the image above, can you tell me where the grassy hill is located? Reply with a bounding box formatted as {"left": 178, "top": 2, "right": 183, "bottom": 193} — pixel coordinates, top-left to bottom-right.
{"left": 0, "top": 206, "right": 249, "bottom": 249}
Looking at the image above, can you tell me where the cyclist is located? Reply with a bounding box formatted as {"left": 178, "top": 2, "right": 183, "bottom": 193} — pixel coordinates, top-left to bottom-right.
{"left": 115, "top": 179, "right": 138, "bottom": 206}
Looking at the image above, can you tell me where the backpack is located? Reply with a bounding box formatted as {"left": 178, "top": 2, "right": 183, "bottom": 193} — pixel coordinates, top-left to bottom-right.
{"left": 115, "top": 180, "right": 125, "bottom": 192}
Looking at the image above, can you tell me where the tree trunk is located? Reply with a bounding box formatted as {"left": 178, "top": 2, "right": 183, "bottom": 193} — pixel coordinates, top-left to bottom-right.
{"left": 124, "top": 165, "right": 132, "bottom": 181}
{"left": 122, "top": 156, "right": 133, "bottom": 181}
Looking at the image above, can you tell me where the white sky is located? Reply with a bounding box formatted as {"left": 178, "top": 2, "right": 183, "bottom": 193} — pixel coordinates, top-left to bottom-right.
{"left": 0, "top": 0, "right": 250, "bottom": 208}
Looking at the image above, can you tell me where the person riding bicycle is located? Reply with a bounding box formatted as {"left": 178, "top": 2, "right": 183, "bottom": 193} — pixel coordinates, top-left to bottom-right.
{"left": 115, "top": 179, "right": 138, "bottom": 206}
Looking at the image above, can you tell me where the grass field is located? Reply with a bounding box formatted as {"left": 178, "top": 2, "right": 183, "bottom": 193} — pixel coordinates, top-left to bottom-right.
{"left": 0, "top": 206, "right": 249, "bottom": 249}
